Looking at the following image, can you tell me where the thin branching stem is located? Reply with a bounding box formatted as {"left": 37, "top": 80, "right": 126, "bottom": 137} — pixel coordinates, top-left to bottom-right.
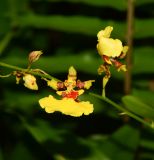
{"left": 90, "top": 93, "right": 153, "bottom": 129}
{"left": 0, "top": 61, "right": 59, "bottom": 81}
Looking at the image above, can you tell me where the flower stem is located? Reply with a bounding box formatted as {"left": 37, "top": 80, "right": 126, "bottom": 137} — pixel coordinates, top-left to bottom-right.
{"left": 102, "top": 89, "right": 105, "bottom": 97}
{"left": 124, "top": 0, "right": 135, "bottom": 94}
{"left": 90, "top": 92, "right": 153, "bottom": 129}
{"left": 0, "top": 61, "right": 59, "bottom": 81}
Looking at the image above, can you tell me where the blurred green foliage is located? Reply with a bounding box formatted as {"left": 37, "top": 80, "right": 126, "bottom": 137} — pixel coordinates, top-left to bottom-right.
{"left": 0, "top": 0, "right": 154, "bottom": 159}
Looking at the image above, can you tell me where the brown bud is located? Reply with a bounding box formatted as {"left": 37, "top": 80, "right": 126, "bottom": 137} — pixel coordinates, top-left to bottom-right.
{"left": 28, "top": 51, "right": 43, "bottom": 64}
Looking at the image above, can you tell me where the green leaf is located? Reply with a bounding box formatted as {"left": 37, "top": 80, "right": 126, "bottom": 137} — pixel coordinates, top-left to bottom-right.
{"left": 141, "top": 139, "right": 154, "bottom": 151}
{"left": 23, "top": 119, "right": 65, "bottom": 144}
{"left": 133, "top": 47, "right": 154, "bottom": 74}
{"left": 137, "top": 0, "right": 154, "bottom": 5}
{"left": 50, "top": 0, "right": 127, "bottom": 10}
{"left": 10, "top": 143, "right": 36, "bottom": 160}
{"left": 132, "top": 89, "right": 154, "bottom": 109}
{"left": 79, "top": 139, "right": 110, "bottom": 160}
{"left": 100, "top": 125, "right": 140, "bottom": 160}
{"left": 69, "top": 126, "right": 139, "bottom": 160}
{"left": 3, "top": 90, "right": 49, "bottom": 113}
{"left": 122, "top": 95, "right": 154, "bottom": 120}
{"left": 38, "top": 0, "right": 154, "bottom": 10}
{"left": 18, "top": 14, "right": 154, "bottom": 38}
{"left": 0, "top": 148, "right": 3, "bottom": 160}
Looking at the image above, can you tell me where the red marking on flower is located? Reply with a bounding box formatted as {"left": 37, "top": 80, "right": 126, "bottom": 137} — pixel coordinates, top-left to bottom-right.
{"left": 102, "top": 55, "right": 112, "bottom": 65}
{"left": 76, "top": 80, "right": 85, "bottom": 89}
{"left": 62, "top": 91, "right": 79, "bottom": 99}
{"left": 111, "top": 59, "right": 122, "bottom": 68}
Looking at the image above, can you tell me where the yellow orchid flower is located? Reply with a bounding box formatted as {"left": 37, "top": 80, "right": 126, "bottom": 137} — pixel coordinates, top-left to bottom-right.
{"left": 96, "top": 26, "right": 128, "bottom": 96}
{"left": 39, "top": 66, "right": 95, "bottom": 117}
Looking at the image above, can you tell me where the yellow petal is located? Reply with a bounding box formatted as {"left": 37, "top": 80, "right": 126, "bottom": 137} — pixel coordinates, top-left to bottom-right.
{"left": 23, "top": 74, "right": 38, "bottom": 90}
{"left": 84, "top": 80, "right": 95, "bottom": 89}
{"left": 56, "top": 91, "right": 63, "bottom": 96}
{"left": 123, "top": 46, "right": 129, "bottom": 54}
{"left": 68, "top": 66, "right": 77, "bottom": 81}
{"left": 39, "top": 95, "right": 93, "bottom": 117}
{"left": 16, "top": 76, "right": 21, "bottom": 84}
{"left": 117, "top": 65, "right": 127, "bottom": 72}
{"left": 97, "top": 26, "right": 113, "bottom": 39}
{"left": 47, "top": 79, "right": 58, "bottom": 90}
{"left": 69, "top": 66, "right": 76, "bottom": 76}
{"left": 97, "top": 38, "right": 123, "bottom": 57}
{"left": 78, "top": 89, "right": 84, "bottom": 95}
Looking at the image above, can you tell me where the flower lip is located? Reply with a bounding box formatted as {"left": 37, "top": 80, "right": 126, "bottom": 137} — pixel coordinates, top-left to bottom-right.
{"left": 39, "top": 95, "right": 93, "bottom": 117}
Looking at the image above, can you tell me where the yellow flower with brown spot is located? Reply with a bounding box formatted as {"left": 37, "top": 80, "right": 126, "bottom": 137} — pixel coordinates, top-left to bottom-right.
{"left": 23, "top": 74, "right": 38, "bottom": 90}
{"left": 39, "top": 66, "right": 95, "bottom": 117}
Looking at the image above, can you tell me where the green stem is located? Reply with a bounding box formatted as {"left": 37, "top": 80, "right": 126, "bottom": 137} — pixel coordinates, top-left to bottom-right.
{"left": 102, "top": 78, "right": 106, "bottom": 97}
{"left": 90, "top": 92, "right": 153, "bottom": 129}
{"left": 102, "top": 89, "right": 105, "bottom": 97}
{"left": 0, "top": 61, "right": 59, "bottom": 81}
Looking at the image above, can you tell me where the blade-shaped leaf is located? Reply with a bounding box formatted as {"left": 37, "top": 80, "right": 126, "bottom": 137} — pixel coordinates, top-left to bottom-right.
{"left": 122, "top": 95, "right": 154, "bottom": 120}
{"left": 18, "top": 14, "right": 154, "bottom": 38}
{"left": 88, "top": 125, "right": 140, "bottom": 160}
{"left": 23, "top": 119, "right": 65, "bottom": 144}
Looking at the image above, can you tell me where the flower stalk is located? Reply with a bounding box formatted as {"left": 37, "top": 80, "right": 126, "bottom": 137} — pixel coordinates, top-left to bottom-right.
{"left": 0, "top": 61, "right": 58, "bottom": 81}
{"left": 90, "top": 93, "right": 154, "bottom": 129}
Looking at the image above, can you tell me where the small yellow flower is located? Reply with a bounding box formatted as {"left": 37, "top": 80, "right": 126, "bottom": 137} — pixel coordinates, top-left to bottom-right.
{"left": 39, "top": 95, "right": 93, "bottom": 117}
{"left": 97, "top": 26, "right": 127, "bottom": 58}
{"left": 96, "top": 26, "right": 128, "bottom": 96}
{"left": 23, "top": 74, "right": 38, "bottom": 90}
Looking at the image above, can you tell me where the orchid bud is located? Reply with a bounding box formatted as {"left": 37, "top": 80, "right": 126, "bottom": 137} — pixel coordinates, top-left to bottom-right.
{"left": 28, "top": 51, "right": 43, "bottom": 64}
